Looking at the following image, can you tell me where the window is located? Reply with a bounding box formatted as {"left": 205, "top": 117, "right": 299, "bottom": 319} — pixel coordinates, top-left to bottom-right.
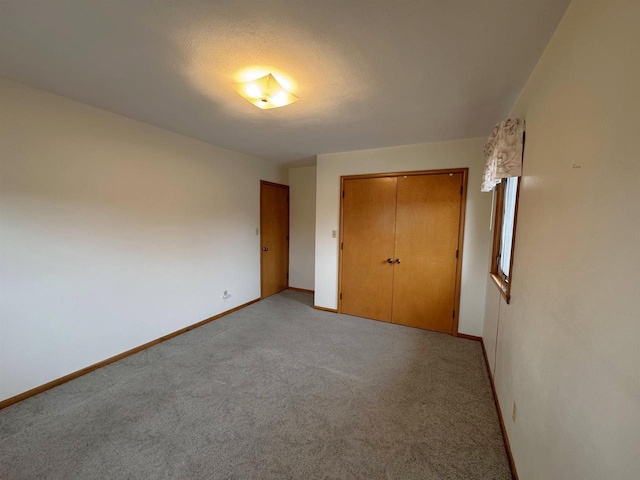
{"left": 490, "top": 176, "right": 520, "bottom": 303}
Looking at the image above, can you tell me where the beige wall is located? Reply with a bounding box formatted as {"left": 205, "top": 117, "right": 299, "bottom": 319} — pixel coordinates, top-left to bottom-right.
{"left": 482, "top": 1, "right": 640, "bottom": 478}
{"left": 288, "top": 165, "right": 316, "bottom": 291}
{"left": 0, "top": 78, "right": 285, "bottom": 402}
{"left": 315, "top": 138, "right": 492, "bottom": 336}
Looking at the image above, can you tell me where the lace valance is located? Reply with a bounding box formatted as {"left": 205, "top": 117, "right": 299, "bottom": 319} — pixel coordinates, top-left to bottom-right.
{"left": 481, "top": 119, "right": 525, "bottom": 192}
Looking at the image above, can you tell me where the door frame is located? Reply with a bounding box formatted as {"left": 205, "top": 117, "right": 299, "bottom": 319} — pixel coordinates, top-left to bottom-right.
{"left": 337, "top": 168, "right": 468, "bottom": 336}
{"left": 260, "top": 180, "right": 290, "bottom": 299}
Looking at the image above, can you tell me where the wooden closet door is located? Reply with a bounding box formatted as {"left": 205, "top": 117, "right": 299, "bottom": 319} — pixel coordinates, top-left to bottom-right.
{"left": 391, "top": 173, "right": 463, "bottom": 333}
{"left": 340, "top": 177, "right": 397, "bottom": 322}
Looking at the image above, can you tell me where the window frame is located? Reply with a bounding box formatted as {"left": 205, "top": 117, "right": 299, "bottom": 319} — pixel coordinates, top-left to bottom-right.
{"left": 490, "top": 176, "right": 521, "bottom": 304}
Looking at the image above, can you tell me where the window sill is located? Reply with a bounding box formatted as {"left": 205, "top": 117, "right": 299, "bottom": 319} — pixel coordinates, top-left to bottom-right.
{"left": 490, "top": 273, "right": 511, "bottom": 304}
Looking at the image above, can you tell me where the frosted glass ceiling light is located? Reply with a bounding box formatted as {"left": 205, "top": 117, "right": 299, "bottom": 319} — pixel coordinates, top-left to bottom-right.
{"left": 232, "top": 73, "right": 299, "bottom": 109}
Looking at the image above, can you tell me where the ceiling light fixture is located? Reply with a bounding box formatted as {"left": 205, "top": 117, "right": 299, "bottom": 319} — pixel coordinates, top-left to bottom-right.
{"left": 232, "top": 73, "right": 299, "bottom": 109}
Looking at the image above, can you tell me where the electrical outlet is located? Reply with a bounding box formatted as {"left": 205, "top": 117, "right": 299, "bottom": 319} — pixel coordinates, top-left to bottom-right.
{"left": 512, "top": 402, "right": 517, "bottom": 423}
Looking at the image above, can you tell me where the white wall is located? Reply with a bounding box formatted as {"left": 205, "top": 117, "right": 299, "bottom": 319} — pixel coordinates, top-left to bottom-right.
{"left": 288, "top": 165, "right": 316, "bottom": 291}
{"left": 0, "top": 78, "right": 285, "bottom": 402}
{"left": 482, "top": 1, "right": 640, "bottom": 478}
{"left": 315, "top": 138, "right": 492, "bottom": 336}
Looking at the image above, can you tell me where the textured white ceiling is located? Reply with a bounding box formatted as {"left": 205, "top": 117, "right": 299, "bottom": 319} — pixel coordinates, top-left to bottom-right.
{"left": 0, "top": 0, "right": 570, "bottom": 164}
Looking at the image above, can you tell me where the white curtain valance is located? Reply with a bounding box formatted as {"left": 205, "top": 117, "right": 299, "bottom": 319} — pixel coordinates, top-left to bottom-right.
{"left": 481, "top": 118, "right": 525, "bottom": 192}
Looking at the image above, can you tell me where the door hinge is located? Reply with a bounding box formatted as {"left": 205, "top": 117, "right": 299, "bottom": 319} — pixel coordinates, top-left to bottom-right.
{"left": 455, "top": 249, "right": 459, "bottom": 259}
{"left": 342, "top": 190, "right": 345, "bottom": 198}
{"left": 340, "top": 242, "right": 343, "bottom": 250}
{"left": 452, "top": 310, "right": 455, "bottom": 318}
{"left": 460, "top": 185, "right": 463, "bottom": 195}
{"left": 340, "top": 293, "right": 342, "bottom": 300}
{"left": 286, "top": 273, "right": 289, "bottom": 279}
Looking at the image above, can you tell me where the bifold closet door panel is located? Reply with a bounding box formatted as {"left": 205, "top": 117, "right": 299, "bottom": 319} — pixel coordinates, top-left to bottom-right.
{"left": 392, "top": 173, "right": 463, "bottom": 333}
{"left": 340, "top": 177, "right": 397, "bottom": 322}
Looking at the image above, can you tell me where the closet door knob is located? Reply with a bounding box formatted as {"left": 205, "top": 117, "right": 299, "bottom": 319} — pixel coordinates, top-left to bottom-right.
{"left": 394, "top": 258, "right": 401, "bottom": 264}
{"left": 262, "top": 247, "right": 269, "bottom": 252}
{"left": 387, "top": 258, "right": 393, "bottom": 264}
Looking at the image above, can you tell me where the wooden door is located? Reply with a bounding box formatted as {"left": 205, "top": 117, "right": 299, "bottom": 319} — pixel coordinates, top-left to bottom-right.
{"left": 260, "top": 181, "right": 289, "bottom": 298}
{"left": 340, "top": 177, "right": 397, "bottom": 322}
{"left": 391, "top": 173, "right": 463, "bottom": 333}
